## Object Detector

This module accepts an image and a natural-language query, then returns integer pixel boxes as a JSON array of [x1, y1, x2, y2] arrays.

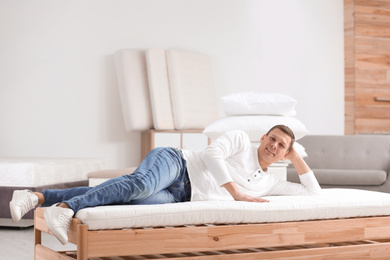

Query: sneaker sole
[[9, 190, 24, 223], [9, 201, 20, 223], [43, 209, 68, 245]]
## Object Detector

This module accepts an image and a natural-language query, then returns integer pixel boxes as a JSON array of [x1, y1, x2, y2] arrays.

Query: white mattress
[[146, 48, 175, 130], [166, 49, 219, 129], [0, 157, 109, 187], [114, 49, 153, 131], [76, 189, 390, 230]]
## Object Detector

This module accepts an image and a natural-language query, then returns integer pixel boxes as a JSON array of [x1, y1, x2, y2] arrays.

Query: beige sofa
[[288, 135, 390, 193]]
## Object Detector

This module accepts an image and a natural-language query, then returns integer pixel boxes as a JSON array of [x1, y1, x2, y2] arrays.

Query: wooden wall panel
[[355, 87, 390, 118], [344, 0, 356, 135], [355, 54, 390, 69], [344, 0, 390, 134], [356, 68, 389, 84], [355, 118, 390, 134]]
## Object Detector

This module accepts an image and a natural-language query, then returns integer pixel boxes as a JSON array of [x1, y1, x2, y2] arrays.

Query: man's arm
[[222, 181, 269, 203], [271, 146, 321, 196], [285, 146, 311, 175]]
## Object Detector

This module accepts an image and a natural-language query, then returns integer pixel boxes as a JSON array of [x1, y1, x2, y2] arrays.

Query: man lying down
[[10, 125, 321, 245]]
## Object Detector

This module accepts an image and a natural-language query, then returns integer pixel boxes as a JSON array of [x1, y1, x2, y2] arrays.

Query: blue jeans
[[42, 147, 191, 213]]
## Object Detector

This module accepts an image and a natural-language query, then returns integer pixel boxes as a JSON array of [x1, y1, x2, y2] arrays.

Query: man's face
[[259, 128, 292, 164]]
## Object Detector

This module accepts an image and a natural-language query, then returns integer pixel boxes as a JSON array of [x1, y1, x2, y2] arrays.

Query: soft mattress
[[0, 157, 109, 187], [76, 188, 390, 230], [114, 49, 153, 131]]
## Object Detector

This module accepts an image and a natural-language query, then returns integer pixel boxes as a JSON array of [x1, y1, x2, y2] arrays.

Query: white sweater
[[182, 130, 322, 201]]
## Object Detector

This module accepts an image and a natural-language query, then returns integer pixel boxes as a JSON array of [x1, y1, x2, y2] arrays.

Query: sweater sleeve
[[267, 171, 322, 196], [202, 131, 250, 187]]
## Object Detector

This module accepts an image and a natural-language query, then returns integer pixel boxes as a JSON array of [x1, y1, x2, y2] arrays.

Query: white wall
[[0, 0, 344, 168]]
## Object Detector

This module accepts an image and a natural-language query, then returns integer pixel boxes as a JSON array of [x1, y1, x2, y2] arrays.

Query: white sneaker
[[43, 204, 74, 245], [9, 190, 39, 223]]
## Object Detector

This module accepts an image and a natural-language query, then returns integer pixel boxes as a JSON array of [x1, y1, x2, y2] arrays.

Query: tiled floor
[[0, 226, 76, 260]]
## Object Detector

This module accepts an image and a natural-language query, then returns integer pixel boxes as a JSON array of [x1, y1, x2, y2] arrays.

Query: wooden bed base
[[34, 207, 390, 259]]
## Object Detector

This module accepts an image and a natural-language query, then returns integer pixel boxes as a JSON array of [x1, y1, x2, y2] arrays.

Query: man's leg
[[43, 147, 187, 244], [41, 187, 92, 207], [10, 186, 93, 223], [129, 189, 176, 205], [63, 147, 187, 213]]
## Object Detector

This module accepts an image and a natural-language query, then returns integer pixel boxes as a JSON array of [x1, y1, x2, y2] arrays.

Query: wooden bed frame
[[34, 207, 390, 260]]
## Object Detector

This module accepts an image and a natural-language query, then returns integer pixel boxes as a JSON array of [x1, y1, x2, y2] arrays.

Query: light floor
[[0, 226, 76, 260]]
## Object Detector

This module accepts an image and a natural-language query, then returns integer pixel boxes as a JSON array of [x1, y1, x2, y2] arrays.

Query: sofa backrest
[[297, 135, 390, 171]]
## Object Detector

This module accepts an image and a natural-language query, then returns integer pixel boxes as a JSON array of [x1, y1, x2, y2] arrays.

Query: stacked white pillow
[[221, 92, 297, 117], [203, 92, 309, 157]]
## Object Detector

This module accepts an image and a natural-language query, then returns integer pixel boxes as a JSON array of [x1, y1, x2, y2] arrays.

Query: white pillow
[[290, 142, 307, 158], [203, 116, 308, 141], [221, 92, 297, 116]]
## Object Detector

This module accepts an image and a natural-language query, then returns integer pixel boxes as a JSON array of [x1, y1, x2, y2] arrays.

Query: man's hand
[[222, 181, 269, 203], [284, 146, 299, 161], [233, 192, 269, 203], [284, 146, 311, 175]]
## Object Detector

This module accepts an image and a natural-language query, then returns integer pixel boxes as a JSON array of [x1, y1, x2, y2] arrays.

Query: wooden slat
[[344, 119, 355, 134], [34, 208, 42, 259], [35, 244, 75, 260], [356, 68, 389, 85], [355, 118, 390, 133], [355, 3, 390, 16], [77, 224, 89, 260], [356, 36, 390, 55], [344, 0, 356, 135], [355, 0, 390, 8], [36, 242, 390, 259], [356, 86, 390, 102], [249, 242, 390, 260], [355, 24, 390, 38], [345, 88, 356, 121], [356, 106, 390, 118], [365, 217, 390, 239], [355, 87, 390, 118], [84, 217, 390, 258], [355, 13, 390, 28], [355, 53, 390, 69]]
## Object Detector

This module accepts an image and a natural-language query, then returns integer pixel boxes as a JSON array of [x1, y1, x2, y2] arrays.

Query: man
[[10, 125, 321, 245]]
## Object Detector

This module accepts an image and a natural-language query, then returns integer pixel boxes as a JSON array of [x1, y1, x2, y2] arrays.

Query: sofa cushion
[[287, 169, 387, 186], [296, 135, 390, 172]]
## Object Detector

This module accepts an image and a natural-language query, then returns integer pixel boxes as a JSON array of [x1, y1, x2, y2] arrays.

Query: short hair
[[266, 125, 295, 151]]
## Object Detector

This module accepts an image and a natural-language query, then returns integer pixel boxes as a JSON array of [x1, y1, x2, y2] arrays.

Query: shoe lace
[[59, 211, 72, 232], [18, 196, 34, 216]]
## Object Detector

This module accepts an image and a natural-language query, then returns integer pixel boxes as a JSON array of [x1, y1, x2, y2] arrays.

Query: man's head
[[265, 125, 295, 151], [257, 125, 295, 168]]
